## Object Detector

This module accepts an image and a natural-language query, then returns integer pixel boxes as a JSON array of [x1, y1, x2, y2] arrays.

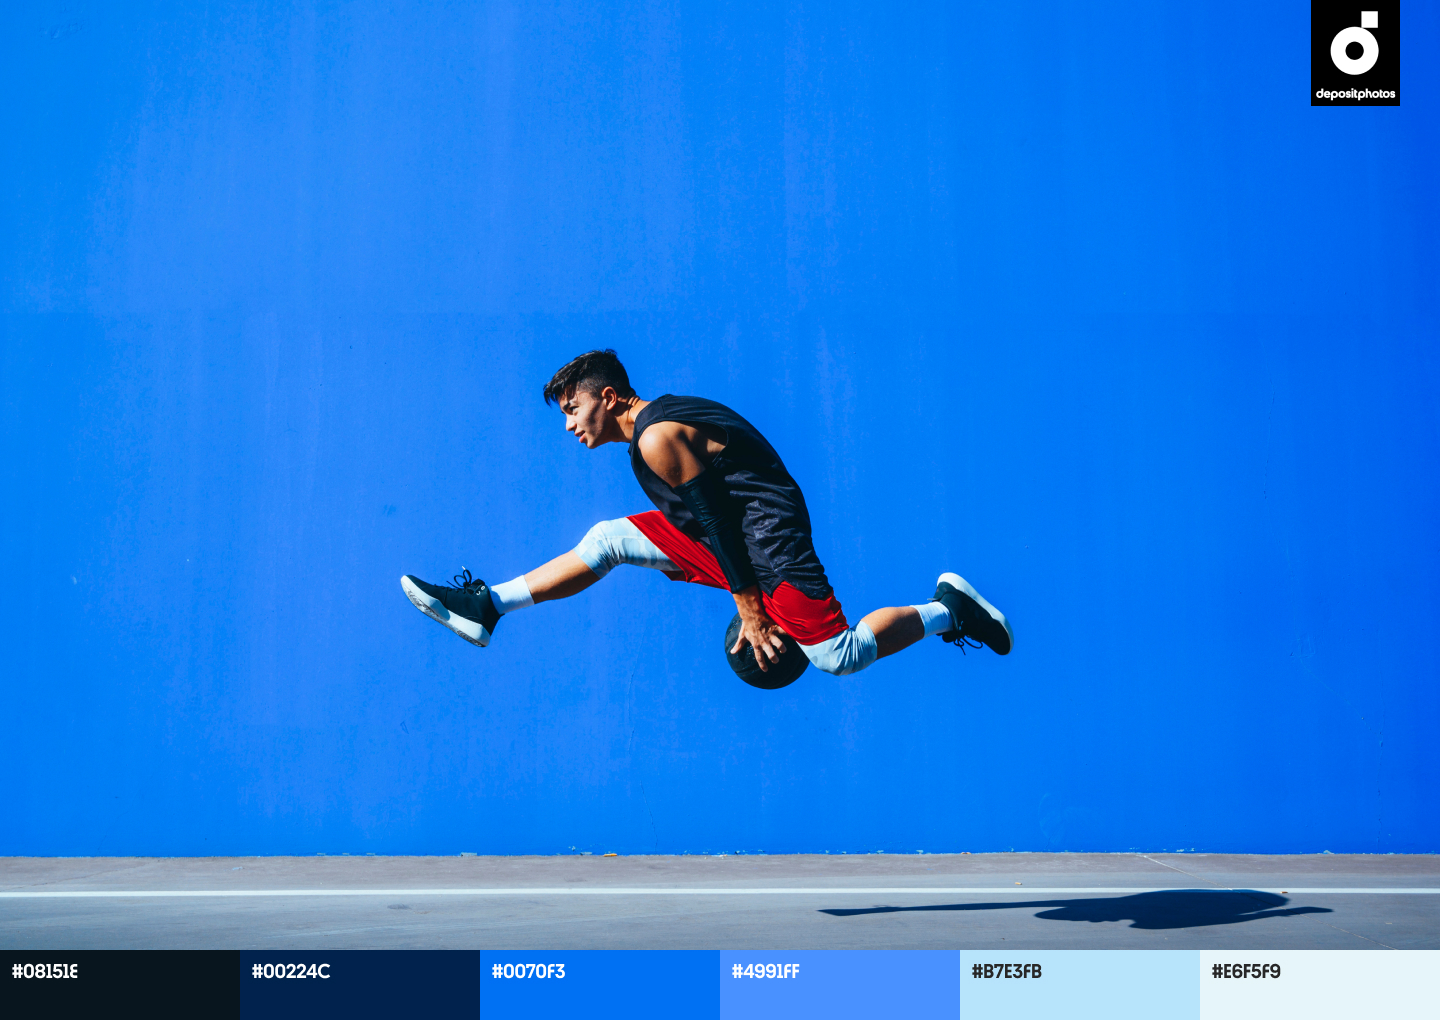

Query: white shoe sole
[[401, 575, 492, 647], [938, 572, 1014, 654]]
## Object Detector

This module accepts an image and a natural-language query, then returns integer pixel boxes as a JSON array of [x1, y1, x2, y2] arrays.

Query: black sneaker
[[930, 572, 1013, 655], [401, 569, 501, 647]]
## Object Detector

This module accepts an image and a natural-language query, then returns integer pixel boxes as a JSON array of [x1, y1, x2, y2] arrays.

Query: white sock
[[489, 576, 534, 614], [913, 601, 954, 637]]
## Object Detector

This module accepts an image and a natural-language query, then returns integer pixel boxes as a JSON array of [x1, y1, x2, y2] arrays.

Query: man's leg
[[519, 551, 600, 603], [795, 576, 1012, 675], [490, 517, 685, 613], [505, 535, 682, 606], [860, 575, 1013, 659], [402, 518, 681, 646], [858, 607, 926, 659]]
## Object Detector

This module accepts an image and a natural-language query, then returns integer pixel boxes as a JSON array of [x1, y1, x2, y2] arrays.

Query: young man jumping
[[401, 350, 1012, 676]]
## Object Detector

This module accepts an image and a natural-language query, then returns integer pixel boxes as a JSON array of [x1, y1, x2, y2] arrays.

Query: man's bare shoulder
[[637, 420, 687, 454], [638, 421, 718, 486]]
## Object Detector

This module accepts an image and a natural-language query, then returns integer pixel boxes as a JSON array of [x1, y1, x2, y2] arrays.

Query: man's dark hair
[[543, 349, 636, 406]]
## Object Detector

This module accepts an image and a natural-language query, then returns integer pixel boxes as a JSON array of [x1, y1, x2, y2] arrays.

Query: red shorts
[[627, 511, 849, 645]]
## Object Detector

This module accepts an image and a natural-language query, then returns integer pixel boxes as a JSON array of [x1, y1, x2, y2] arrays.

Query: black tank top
[[630, 395, 832, 600]]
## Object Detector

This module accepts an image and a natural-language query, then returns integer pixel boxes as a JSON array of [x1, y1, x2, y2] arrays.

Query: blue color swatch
[[480, 950, 717, 1019], [721, 950, 958, 1019]]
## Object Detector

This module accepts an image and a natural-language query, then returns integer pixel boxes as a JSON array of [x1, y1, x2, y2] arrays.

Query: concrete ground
[[2, 854, 1435, 950]]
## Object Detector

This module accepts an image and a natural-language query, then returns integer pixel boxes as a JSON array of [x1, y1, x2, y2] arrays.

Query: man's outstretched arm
[[637, 422, 789, 671]]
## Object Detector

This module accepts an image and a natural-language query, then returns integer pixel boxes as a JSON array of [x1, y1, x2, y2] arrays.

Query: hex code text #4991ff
[[732, 963, 801, 979]]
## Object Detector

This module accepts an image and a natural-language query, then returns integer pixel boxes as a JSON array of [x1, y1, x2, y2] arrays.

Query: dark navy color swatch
[[239, 951, 477, 1018]]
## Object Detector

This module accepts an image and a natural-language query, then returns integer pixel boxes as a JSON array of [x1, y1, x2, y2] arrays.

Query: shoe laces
[[940, 622, 983, 654], [451, 567, 486, 592]]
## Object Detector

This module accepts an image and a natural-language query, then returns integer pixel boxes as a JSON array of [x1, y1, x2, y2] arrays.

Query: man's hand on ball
[[730, 586, 788, 672]]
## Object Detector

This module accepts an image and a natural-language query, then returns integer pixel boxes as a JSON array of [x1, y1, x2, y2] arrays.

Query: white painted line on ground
[[0, 887, 1435, 898]]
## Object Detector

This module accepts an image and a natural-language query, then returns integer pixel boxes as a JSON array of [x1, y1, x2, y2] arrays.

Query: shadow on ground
[[819, 890, 1333, 930]]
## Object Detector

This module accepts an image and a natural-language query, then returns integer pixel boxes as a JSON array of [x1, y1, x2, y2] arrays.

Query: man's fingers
[[734, 631, 774, 670], [734, 621, 788, 672]]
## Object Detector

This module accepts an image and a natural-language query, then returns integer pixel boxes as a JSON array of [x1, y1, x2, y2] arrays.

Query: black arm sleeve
[[674, 470, 758, 593]]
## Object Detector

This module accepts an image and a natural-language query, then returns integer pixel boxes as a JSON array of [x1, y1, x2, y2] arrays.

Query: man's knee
[[801, 623, 878, 676], [574, 518, 679, 578], [574, 519, 631, 578]]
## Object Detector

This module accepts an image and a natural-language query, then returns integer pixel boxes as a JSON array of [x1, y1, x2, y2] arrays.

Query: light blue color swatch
[[960, 950, 1198, 1020]]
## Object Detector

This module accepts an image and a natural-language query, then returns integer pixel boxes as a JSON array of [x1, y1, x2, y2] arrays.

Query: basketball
[[724, 613, 809, 689]]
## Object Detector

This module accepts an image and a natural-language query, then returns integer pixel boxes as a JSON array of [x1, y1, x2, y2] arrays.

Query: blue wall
[[4, 1, 1437, 855]]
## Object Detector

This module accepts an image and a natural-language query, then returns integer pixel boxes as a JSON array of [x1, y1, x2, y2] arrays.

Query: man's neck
[[616, 396, 649, 444]]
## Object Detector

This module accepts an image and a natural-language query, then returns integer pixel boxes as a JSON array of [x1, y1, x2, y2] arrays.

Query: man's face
[[561, 386, 614, 449]]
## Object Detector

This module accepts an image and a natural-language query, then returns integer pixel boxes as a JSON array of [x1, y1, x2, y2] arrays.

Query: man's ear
[[600, 386, 619, 410]]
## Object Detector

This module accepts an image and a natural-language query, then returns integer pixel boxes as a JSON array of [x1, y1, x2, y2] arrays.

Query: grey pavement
[[1, 853, 1435, 950]]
